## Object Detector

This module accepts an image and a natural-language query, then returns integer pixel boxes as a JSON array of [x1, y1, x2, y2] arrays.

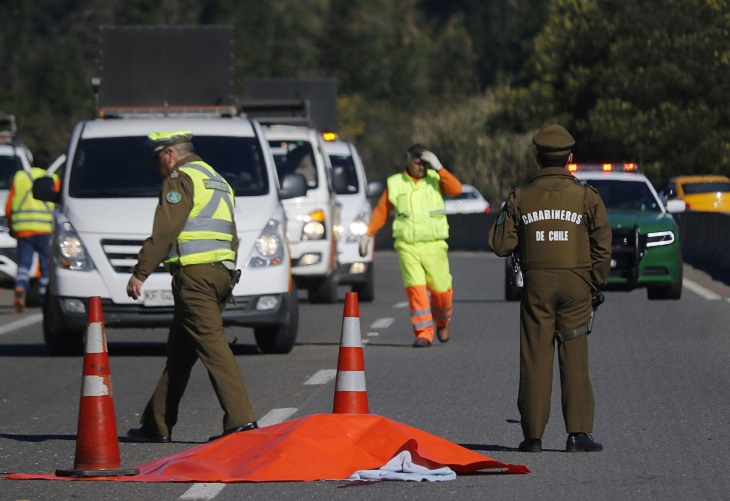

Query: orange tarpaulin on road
[[7, 414, 529, 482]]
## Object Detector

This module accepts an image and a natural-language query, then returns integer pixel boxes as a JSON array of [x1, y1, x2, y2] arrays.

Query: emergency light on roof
[[322, 131, 338, 142], [568, 163, 639, 173]]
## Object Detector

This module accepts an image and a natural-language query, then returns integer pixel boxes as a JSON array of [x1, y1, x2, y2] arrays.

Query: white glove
[[359, 235, 371, 257], [420, 150, 443, 171]]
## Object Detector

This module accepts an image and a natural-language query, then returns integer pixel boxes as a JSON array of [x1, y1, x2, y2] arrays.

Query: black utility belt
[[169, 262, 232, 274]]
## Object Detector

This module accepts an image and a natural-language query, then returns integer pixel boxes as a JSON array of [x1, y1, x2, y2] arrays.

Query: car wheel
[[254, 286, 299, 354], [352, 266, 375, 302], [647, 254, 683, 300], [43, 300, 84, 356], [505, 259, 521, 302], [308, 270, 339, 304]]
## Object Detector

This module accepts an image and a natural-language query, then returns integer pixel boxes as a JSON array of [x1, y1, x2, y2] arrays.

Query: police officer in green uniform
[[489, 124, 611, 453], [126, 131, 258, 443]]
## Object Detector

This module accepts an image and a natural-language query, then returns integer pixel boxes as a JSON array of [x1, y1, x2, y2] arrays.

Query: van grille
[[101, 239, 166, 274]]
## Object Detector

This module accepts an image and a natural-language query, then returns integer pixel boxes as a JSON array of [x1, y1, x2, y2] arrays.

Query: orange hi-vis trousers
[[395, 239, 453, 342]]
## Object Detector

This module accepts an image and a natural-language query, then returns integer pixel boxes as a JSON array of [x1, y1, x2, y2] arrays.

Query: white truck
[[33, 26, 306, 355]]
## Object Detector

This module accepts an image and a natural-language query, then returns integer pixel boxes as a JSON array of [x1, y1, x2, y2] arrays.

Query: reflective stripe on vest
[[387, 169, 448, 243], [10, 167, 56, 234], [517, 181, 591, 269], [164, 161, 236, 268]]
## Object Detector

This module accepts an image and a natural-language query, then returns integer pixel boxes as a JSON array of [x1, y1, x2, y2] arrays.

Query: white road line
[[361, 339, 370, 345], [303, 369, 337, 385], [683, 278, 722, 300], [0, 313, 42, 337], [179, 483, 226, 500], [366, 331, 379, 337], [394, 301, 409, 309], [370, 318, 394, 329], [258, 407, 298, 427]]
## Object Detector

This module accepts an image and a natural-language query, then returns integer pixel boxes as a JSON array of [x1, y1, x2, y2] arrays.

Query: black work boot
[[566, 433, 603, 452], [518, 438, 542, 452]]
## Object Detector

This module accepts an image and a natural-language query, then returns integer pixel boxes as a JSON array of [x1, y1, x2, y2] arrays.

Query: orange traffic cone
[[56, 297, 139, 477], [332, 292, 369, 414]]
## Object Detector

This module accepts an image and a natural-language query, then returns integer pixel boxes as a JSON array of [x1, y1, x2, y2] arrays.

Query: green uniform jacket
[[133, 154, 239, 281], [489, 167, 612, 287]]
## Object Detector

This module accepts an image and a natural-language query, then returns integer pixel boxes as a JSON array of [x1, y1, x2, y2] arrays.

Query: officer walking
[[488, 124, 611, 452], [360, 144, 462, 347], [5, 148, 57, 312], [126, 131, 258, 443]]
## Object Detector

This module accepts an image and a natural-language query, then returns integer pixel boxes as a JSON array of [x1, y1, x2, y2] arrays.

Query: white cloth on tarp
[[348, 450, 456, 482]]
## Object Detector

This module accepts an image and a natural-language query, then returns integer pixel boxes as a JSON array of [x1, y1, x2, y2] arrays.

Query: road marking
[[361, 339, 370, 345], [303, 369, 337, 385], [394, 301, 409, 308], [179, 483, 225, 500], [258, 407, 298, 427], [366, 331, 379, 337], [370, 318, 394, 329], [683, 278, 722, 300], [0, 313, 42, 337]]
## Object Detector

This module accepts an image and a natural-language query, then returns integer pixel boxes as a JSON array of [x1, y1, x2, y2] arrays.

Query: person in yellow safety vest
[[126, 131, 258, 443], [359, 144, 462, 347], [5, 148, 58, 313]]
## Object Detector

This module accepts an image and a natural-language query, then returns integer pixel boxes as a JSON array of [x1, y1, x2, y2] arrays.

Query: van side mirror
[[367, 180, 385, 200], [279, 172, 308, 200], [33, 177, 60, 204], [665, 199, 686, 214]]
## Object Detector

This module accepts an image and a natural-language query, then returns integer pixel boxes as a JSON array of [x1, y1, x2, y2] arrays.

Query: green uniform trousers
[[141, 264, 256, 436], [518, 268, 595, 439]]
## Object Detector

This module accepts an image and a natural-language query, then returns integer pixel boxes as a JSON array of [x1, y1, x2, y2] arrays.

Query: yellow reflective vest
[[164, 161, 237, 269], [9, 167, 56, 234], [387, 169, 449, 243]]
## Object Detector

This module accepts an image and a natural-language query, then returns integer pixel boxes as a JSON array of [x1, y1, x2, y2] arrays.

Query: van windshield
[[69, 136, 270, 198], [0, 155, 22, 190], [329, 154, 359, 195], [269, 140, 319, 189]]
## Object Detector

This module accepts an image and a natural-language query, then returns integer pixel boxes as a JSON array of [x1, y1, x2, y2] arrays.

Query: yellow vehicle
[[660, 175, 730, 211]]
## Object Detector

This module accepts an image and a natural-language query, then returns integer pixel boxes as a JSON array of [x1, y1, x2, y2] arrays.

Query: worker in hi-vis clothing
[[359, 144, 462, 347]]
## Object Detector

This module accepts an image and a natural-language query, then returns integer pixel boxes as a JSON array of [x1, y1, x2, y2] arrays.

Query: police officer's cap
[[532, 124, 575, 155], [148, 130, 193, 158]]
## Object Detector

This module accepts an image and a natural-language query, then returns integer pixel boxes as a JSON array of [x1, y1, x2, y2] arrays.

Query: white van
[[35, 116, 305, 355], [264, 125, 341, 303], [324, 138, 375, 301]]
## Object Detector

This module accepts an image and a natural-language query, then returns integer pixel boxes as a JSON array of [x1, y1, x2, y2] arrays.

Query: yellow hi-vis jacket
[[387, 169, 449, 243], [163, 161, 237, 270], [8, 167, 56, 235]]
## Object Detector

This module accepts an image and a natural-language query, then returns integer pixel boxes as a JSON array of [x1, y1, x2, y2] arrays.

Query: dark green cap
[[532, 124, 575, 155]]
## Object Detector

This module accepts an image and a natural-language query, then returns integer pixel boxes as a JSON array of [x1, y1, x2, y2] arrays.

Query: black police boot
[[518, 438, 542, 452], [127, 427, 171, 443], [566, 433, 603, 452], [208, 421, 259, 442]]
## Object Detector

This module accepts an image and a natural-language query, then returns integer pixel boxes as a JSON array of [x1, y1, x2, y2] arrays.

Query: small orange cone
[[333, 292, 369, 414], [56, 297, 139, 477]]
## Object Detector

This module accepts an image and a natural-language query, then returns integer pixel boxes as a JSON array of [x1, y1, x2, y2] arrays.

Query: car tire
[[254, 286, 299, 354], [352, 266, 375, 302], [43, 300, 84, 356], [505, 259, 521, 302], [647, 255, 683, 300], [308, 269, 339, 304]]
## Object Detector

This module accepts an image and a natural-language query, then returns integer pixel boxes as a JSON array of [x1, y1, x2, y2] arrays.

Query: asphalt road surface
[[1, 251, 728, 500]]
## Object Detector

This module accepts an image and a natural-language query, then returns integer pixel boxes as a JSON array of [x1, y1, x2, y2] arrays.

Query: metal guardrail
[[375, 211, 730, 271]]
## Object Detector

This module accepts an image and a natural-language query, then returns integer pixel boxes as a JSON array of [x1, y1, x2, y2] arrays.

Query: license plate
[[143, 289, 174, 307]]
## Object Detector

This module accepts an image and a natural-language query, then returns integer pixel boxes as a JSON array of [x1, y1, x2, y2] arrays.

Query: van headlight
[[302, 210, 326, 241], [346, 210, 370, 243], [646, 230, 675, 247], [248, 219, 284, 268], [56, 221, 95, 271]]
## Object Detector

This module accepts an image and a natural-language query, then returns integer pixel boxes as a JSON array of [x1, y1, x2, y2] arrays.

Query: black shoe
[[412, 337, 432, 348], [127, 427, 171, 443], [437, 325, 450, 343], [566, 433, 603, 452], [208, 421, 259, 442], [518, 438, 542, 452]]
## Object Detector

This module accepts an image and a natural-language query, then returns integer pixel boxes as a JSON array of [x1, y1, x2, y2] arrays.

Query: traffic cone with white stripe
[[56, 297, 138, 477], [333, 292, 369, 414]]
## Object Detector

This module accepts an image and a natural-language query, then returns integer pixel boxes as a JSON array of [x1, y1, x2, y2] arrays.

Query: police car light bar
[[568, 163, 639, 173]]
